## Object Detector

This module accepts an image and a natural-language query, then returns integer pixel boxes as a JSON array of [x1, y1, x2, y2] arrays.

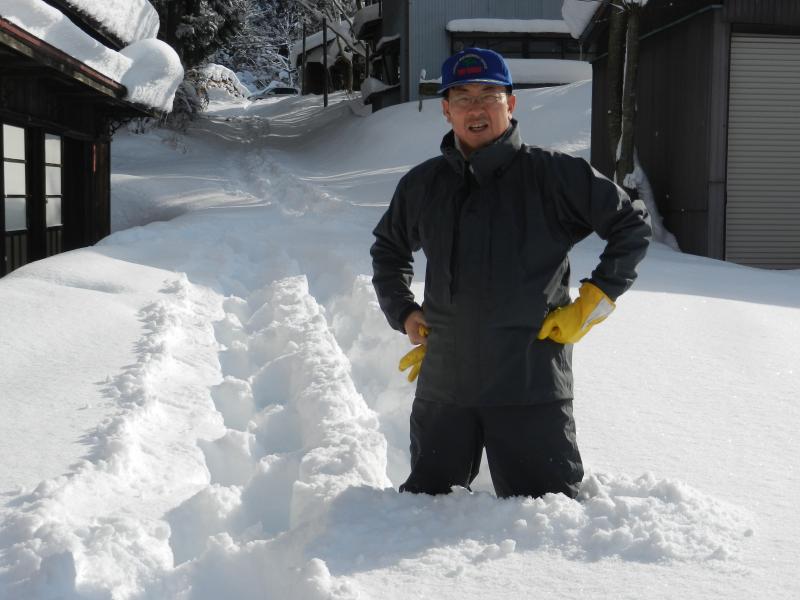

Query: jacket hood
[[440, 118, 523, 185]]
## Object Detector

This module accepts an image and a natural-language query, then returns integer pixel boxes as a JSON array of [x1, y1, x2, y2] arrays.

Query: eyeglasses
[[447, 93, 507, 109]]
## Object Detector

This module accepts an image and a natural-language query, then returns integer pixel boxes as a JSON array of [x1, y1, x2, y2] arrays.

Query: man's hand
[[400, 310, 429, 382], [537, 282, 615, 344], [404, 310, 429, 346]]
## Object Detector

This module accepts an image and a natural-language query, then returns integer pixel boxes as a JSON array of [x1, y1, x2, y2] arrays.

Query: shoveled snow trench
[[1, 91, 780, 599]]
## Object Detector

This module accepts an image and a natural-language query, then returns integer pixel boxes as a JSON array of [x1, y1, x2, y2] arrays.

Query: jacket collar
[[441, 118, 523, 185]]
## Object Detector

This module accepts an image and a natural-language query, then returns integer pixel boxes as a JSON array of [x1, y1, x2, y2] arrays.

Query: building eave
[[0, 18, 156, 119], [579, 0, 612, 46]]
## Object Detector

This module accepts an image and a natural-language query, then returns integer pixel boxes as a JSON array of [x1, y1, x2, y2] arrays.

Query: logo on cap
[[454, 54, 487, 77]]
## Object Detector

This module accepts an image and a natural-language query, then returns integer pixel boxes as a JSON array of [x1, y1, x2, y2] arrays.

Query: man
[[370, 48, 651, 499]]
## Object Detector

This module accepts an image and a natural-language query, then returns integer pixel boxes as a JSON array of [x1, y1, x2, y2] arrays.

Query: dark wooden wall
[[591, 7, 718, 257], [0, 70, 112, 276], [637, 8, 718, 257]]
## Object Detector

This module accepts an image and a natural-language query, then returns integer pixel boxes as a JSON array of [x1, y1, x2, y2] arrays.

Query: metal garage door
[[726, 33, 800, 269]]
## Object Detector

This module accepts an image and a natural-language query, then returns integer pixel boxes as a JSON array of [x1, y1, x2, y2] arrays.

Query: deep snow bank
[[2, 81, 797, 599]]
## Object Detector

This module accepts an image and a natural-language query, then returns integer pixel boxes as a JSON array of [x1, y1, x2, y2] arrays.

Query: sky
[[1, 80, 798, 600]]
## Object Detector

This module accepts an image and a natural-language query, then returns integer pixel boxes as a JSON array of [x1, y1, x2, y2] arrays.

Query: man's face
[[442, 84, 516, 156]]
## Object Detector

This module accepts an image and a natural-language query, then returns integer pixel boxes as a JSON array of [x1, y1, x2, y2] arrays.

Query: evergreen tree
[[150, 0, 247, 68]]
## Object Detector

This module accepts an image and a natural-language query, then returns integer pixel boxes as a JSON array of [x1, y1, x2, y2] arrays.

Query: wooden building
[[0, 7, 152, 278], [584, 0, 800, 269], [292, 21, 361, 96]]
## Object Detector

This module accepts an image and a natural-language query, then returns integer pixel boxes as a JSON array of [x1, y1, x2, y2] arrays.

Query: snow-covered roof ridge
[[360, 76, 398, 102], [289, 20, 354, 65], [561, 0, 603, 39], [352, 2, 381, 38], [60, 0, 160, 46], [375, 34, 400, 52], [0, 0, 181, 111], [506, 58, 591, 85], [447, 18, 571, 34]]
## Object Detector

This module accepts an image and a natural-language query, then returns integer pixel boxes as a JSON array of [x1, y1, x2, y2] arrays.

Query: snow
[[200, 63, 251, 99], [289, 21, 355, 67], [562, 0, 603, 39], [446, 18, 571, 34], [1, 80, 799, 599], [0, 0, 182, 111], [360, 76, 398, 102], [375, 34, 400, 52], [626, 151, 680, 250], [63, 0, 160, 45], [119, 39, 184, 111], [352, 3, 381, 39], [507, 58, 591, 85]]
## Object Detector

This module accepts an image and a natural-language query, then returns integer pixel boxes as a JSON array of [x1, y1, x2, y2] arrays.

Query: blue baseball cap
[[438, 47, 513, 95]]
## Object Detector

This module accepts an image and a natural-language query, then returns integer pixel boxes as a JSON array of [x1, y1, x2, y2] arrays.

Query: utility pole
[[322, 17, 329, 107], [301, 22, 307, 95]]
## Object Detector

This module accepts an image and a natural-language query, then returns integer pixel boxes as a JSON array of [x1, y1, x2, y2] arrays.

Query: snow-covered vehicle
[[249, 84, 299, 100]]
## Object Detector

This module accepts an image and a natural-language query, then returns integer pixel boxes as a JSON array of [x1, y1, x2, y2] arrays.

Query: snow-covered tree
[[293, 0, 360, 28], [213, 0, 304, 89], [605, 0, 646, 190], [151, 0, 247, 68]]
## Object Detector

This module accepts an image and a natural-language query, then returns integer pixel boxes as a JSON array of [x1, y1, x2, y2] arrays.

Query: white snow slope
[[1, 83, 799, 600]]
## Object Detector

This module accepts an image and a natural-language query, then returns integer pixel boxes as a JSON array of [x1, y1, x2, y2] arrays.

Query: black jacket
[[371, 120, 651, 405]]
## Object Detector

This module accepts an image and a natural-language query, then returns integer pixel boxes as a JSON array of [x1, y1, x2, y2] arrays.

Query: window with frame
[[3, 123, 27, 232], [451, 34, 583, 60], [44, 133, 62, 228]]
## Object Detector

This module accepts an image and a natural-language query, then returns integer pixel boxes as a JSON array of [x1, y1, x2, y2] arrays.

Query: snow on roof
[[119, 39, 184, 111], [561, 0, 603, 40], [352, 3, 380, 39], [290, 21, 354, 65], [0, 0, 182, 112], [359, 76, 398, 102], [446, 18, 571, 34], [375, 34, 400, 52], [200, 63, 250, 98], [63, 0, 160, 45], [506, 58, 591, 85]]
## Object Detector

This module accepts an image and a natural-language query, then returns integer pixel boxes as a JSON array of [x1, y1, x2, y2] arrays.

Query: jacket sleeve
[[548, 153, 652, 300], [370, 175, 423, 333]]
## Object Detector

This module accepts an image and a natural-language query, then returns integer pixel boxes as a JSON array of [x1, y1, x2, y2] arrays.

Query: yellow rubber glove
[[537, 282, 615, 344], [399, 325, 429, 382]]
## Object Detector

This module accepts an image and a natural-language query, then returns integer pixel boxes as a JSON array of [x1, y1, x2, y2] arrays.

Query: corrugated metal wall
[[725, 33, 800, 268], [405, 0, 562, 101]]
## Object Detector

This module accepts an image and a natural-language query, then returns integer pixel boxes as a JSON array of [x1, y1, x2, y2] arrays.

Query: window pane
[[46, 165, 62, 195], [3, 161, 26, 195], [2, 124, 25, 160], [46, 196, 62, 227], [528, 40, 561, 55], [4, 197, 27, 231], [45, 134, 62, 164], [490, 40, 523, 58]]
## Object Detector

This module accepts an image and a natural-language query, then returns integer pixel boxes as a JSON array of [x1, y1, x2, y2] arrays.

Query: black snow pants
[[399, 398, 583, 499]]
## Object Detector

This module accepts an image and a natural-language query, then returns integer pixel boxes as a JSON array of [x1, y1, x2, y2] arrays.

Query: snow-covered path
[[1, 86, 799, 599]]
